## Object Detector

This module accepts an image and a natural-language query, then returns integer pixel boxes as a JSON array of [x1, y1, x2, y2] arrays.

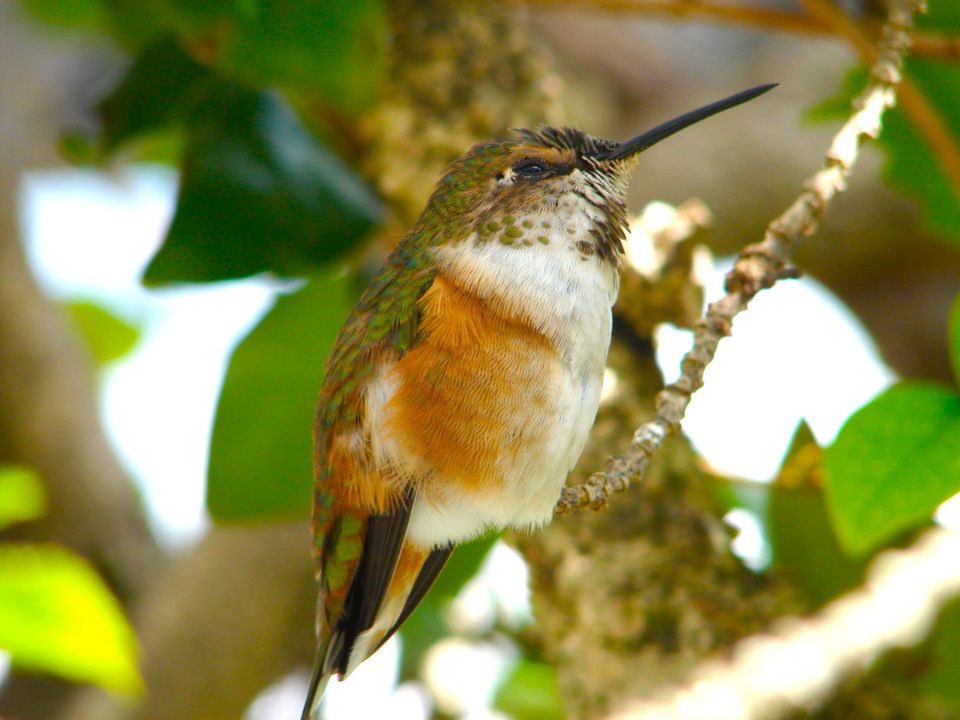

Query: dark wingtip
[[301, 639, 334, 720]]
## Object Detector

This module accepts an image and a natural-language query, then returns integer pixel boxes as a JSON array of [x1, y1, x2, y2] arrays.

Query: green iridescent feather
[[312, 141, 517, 616]]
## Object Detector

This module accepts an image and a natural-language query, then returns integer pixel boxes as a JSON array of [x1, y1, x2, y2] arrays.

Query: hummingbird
[[302, 83, 775, 719]]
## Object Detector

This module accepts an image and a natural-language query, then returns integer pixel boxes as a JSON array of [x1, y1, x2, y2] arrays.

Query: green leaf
[[157, 0, 233, 32], [99, 0, 172, 47], [89, 1, 387, 112], [19, 0, 107, 31], [880, 58, 960, 243], [63, 300, 139, 366], [768, 485, 867, 605], [494, 660, 564, 720], [918, 0, 960, 31], [810, 5, 960, 246], [758, 422, 867, 604], [399, 533, 499, 679], [216, 0, 388, 113], [806, 67, 867, 124], [710, 423, 867, 604], [0, 467, 46, 530], [206, 274, 357, 520], [97, 37, 216, 153], [429, 533, 499, 602], [918, 598, 960, 703], [949, 290, 960, 388], [397, 604, 444, 681], [0, 545, 142, 694], [824, 382, 960, 556], [143, 86, 383, 285]]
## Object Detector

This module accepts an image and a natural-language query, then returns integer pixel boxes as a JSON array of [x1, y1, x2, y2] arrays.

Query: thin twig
[[555, 0, 924, 514], [607, 526, 960, 720], [518, 0, 955, 63], [913, 30, 960, 60]]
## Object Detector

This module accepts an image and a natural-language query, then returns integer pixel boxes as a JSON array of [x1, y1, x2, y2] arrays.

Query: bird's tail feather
[[300, 638, 334, 720]]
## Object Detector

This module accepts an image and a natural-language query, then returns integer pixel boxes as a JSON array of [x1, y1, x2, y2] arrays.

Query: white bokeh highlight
[[656, 261, 896, 481], [21, 167, 274, 547]]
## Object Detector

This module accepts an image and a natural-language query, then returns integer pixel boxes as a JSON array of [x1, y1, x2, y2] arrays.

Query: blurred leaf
[[429, 533, 499, 602], [98, 37, 216, 153], [768, 486, 867, 605], [950, 290, 960, 387], [917, 0, 960, 31], [90, 0, 387, 112], [158, 0, 233, 31], [880, 58, 960, 243], [494, 659, 564, 720], [63, 300, 139, 366], [19, 0, 106, 30], [58, 132, 103, 165], [0, 545, 142, 694], [824, 382, 960, 556], [397, 604, 444, 681], [207, 274, 357, 521], [217, 0, 388, 113], [722, 478, 769, 519], [706, 473, 742, 518], [0, 467, 45, 530], [143, 86, 383, 285], [709, 423, 867, 604], [806, 67, 866, 124], [918, 598, 960, 703], [811, 49, 960, 245], [399, 533, 499, 679], [764, 422, 867, 604], [99, 0, 171, 47], [770, 420, 820, 489]]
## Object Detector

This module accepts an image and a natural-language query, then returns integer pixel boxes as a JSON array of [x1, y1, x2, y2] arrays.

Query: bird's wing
[[374, 544, 454, 654], [325, 490, 415, 673], [303, 247, 438, 719]]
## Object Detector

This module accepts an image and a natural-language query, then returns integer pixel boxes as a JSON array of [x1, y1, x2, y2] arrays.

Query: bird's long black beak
[[598, 83, 777, 162]]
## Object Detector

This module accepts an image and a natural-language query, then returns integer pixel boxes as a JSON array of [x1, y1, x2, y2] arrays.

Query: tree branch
[[556, 0, 925, 514]]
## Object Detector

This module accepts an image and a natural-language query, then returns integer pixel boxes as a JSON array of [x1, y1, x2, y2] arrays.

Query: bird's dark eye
[[513, 158, 550, 178]]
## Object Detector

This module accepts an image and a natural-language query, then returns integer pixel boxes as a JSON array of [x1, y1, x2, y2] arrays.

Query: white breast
[[398, 194, 620, 548]]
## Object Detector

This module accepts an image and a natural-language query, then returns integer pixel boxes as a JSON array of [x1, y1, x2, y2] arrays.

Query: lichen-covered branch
[[556, 0, 925, 515], [606, 527, 960, 720]]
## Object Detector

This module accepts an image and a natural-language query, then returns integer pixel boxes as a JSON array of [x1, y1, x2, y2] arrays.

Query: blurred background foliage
[[1, 0, 960, 718]]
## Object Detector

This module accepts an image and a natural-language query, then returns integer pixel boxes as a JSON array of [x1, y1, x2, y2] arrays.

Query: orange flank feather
[[325, 431, 398, 513], [383, 275, 562, 493]]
